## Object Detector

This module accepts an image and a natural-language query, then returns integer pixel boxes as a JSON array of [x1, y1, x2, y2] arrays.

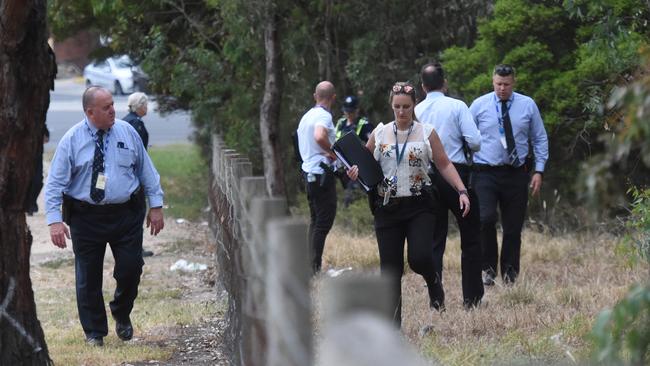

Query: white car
[[83, 55, 147, 95]]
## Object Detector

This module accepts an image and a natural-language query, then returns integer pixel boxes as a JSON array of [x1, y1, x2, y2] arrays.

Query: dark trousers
[[25, 157, 43, 213], [306, 172, 337, 273], [70, 205, 145, 338], [473, 166, 529, 282], [374, 197, 438, 326], [431, 164, 484, 307]]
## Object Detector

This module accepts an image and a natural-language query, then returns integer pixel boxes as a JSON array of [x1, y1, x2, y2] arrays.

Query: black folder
[[332, 132, 383, 191]]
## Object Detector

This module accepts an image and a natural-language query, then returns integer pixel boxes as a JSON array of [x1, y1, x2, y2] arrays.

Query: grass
[[147, 144, 209, 221], [39, 256, 75, 269], [314, 214, 645, 365], [32, 220, 222, 365]]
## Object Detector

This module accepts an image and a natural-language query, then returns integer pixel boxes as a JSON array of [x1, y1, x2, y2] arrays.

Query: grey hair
[[127, 92, 148, 112]]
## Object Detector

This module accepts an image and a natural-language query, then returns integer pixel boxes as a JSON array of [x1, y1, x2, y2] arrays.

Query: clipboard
[[332, 131, 383, 191]]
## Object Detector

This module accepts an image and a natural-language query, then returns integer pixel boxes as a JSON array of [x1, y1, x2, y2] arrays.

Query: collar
[[493, 92, 515, 104], [314, 104, 331, 113], [84, 117, 111, 136], [426, 91, 445, 100]]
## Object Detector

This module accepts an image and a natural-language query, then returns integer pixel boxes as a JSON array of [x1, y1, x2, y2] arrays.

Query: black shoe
[[427, 282, 445, 312], [482, 270, 496, 286], [142, 249, 154, 257], [463, 296, 483, 310], [503, 269, 517, 285], [85, 336, 104, 347], [115, 317, 133, 341]]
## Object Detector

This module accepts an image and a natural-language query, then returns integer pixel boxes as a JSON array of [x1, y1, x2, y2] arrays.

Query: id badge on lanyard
[[96, 174, 107, 190], [496, 102, 508, 150]]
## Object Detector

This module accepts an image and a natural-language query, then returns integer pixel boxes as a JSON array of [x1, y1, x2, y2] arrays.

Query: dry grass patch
[[317, 225, 643, 365], [32, 223, 223, 365], [322, 228, 379, 269]]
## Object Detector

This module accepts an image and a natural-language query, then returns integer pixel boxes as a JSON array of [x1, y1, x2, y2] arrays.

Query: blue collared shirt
[[45, 118, 164, 224], [469, 91, 548, 171], [415, 91, 481, 164]]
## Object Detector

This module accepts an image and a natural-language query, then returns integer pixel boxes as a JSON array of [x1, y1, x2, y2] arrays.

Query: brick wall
[[51, 30, 99, 70]]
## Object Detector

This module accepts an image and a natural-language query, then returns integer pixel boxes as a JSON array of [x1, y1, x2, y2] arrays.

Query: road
[[45, 78, 193, 152]]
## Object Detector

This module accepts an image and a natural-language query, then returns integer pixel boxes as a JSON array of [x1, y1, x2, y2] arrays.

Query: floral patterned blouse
[[373, 121, 434, 199]]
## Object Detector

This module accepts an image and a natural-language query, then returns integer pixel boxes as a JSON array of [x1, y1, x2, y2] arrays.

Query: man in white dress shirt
[[296, 81, 338, 273]]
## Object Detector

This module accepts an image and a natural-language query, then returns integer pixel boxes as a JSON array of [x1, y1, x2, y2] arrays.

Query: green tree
[[440, 0, 649, 214], [49, 0, 493, 201]]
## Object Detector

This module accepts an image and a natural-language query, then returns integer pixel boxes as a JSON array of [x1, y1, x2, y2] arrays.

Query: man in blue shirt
[[415, 62, 484, 309], [469, 65, 548, 286], [45, 86, 165, 347]]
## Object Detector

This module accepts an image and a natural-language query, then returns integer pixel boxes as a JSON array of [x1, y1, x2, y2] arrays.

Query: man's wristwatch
[[534, 171, 544, 177], [458, 189, 468, 197]]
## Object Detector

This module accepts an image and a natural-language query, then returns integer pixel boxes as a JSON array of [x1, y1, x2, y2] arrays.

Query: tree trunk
[[259, 8, 286, 196], [0, 0, 55, 364]]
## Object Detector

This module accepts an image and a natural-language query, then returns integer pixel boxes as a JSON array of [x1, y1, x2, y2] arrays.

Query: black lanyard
[[393, 122, 414, 166]]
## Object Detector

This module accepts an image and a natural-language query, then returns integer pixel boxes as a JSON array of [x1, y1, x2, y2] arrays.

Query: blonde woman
[[347, 81, 470, 325]]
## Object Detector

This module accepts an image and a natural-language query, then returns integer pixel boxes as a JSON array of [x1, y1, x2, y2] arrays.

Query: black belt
[[68, 187, 141, 214], [473, 163, 524, 172], [70, 198, 133, 214], [384, 195, 423, 203]]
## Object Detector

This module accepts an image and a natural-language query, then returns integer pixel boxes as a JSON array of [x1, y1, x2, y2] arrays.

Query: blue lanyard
[[495, 98, 512, 137], [495, 97, 512, 128], [393, 122, 414, 166], [85, 120, 109, 155]]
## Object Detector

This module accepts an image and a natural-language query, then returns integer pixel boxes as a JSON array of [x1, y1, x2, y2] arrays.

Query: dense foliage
[[591, 187, 650, 365], [48, 0, 492, 182], [48, 0, 650, 209], [441, 0, 650, 212]]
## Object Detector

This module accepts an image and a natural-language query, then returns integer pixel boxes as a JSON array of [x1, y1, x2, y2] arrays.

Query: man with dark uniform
[[335, 95, 373, 142], [335, 95, 374, 206]]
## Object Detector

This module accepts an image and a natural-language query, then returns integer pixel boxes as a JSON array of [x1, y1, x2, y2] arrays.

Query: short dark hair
[[494, 64, 516, 77], [420, 62, 445, 91]]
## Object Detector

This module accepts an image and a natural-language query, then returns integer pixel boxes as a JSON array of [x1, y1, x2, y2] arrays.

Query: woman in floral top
[[347, 81, 470, 326]]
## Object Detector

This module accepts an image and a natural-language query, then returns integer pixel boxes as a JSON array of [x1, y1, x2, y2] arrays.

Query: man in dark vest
[[335, 95, 374, 206]]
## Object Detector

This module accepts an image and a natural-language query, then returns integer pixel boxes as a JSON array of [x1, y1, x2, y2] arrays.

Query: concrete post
[[244, 197, 289, 366], [320, 275, 395, 326], [266, 218, 311, 366], [238, 177, 268, 243]]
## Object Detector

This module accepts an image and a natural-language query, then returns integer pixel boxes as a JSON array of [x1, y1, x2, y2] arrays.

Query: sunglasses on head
[[392, 84, 414, 94], [494, 64, 515, 76]]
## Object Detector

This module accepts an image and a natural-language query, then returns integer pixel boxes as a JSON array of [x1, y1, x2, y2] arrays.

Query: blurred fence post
[[320, 275, 395, 325], [245, 197, 288, 366], [210, 133, 409, 366], [318, 275, 427, 366], [266, 218, 311, 366]]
